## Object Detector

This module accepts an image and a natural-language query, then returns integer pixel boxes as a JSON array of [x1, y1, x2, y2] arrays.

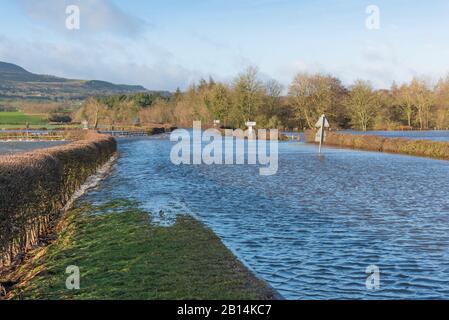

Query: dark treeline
[[75, 67, 449, 131]]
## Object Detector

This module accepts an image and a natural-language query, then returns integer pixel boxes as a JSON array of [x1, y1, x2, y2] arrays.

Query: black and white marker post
[[315, 114, 330, 154]]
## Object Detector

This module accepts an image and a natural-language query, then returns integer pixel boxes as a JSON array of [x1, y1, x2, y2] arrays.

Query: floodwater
[[81, 132, 449, 300], [342, 130, 449, 142], [0, 141, 68, 155]]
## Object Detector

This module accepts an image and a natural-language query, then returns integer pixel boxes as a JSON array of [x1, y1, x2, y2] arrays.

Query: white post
[[315, 114, 329, 154], [319, 116, 325, 154], [246, 121, 256, 139]]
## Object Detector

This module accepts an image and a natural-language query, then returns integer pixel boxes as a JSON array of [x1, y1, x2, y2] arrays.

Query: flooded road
[[0, 141, 68, 155], [81, 134, 449, 299]]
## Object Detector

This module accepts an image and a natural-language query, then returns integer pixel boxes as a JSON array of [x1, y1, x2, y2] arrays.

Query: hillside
[[0, 62, 67, 83], [0, 61, 164, 100]]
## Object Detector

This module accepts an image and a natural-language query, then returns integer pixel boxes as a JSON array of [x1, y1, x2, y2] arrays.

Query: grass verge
[[6, 200, 275, 300], [0, 112, 47, 126]]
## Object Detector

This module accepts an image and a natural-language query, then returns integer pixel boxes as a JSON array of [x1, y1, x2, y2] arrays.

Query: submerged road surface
[[81, 133, 449, 299]]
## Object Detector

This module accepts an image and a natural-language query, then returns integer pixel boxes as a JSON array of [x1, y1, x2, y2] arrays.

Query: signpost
[[25, 122, 30, 141], [246, 121, 256, 138], [315, 114, 330, 154]]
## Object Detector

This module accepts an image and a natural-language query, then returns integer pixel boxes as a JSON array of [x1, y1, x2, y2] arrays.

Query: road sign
[[315, 114, 330, 128]]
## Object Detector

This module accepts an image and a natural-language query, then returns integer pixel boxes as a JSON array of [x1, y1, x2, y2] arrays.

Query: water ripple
[[83, 136, 449, 300]]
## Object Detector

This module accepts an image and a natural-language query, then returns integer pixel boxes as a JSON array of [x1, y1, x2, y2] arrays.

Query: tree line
[[74, 67, 449, 131]]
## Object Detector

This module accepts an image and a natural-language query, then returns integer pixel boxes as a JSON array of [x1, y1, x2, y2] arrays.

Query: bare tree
[[74, 98, 109, 128], [288, 73, 345, 129], [233, 66, 264, 126], [396, 83, 416, 128], [434, 75, 449, 129], [346, 80, 380, 131], [412, 78, 434, 130]]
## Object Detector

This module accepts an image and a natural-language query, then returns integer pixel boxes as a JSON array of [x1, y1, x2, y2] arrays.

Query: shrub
[[358, 135, 385, 152], [48, 114, 72, 123]]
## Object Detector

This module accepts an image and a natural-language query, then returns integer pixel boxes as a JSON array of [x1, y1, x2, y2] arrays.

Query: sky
[[1, 0, 449, 91]]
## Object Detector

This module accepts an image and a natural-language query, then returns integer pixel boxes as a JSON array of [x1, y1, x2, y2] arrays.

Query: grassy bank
[[305, 130, 449, 161], [7, 201, 275, 300]]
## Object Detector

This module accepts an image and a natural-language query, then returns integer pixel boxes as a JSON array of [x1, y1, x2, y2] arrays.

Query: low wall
[[304, 130, 449, 160], [0, 131, 117, 268]]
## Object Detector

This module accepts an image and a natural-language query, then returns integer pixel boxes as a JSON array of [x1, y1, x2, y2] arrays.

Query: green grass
[[12, 200, 273, 300], [0, 112, 47, 126]]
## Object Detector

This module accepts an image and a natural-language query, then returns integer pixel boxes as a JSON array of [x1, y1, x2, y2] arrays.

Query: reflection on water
[[0, 141, 68, 155], [83, 135, 449, 299]]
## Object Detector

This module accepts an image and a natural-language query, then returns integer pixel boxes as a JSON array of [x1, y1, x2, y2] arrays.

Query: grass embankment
[[9, 201, 274, 300], [305, 130, 449, 161]]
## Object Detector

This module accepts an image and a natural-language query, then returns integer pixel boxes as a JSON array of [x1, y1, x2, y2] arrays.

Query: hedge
[[0, 130, 87, 141], [304, 130, 449, 160], [0, 131, 117, 268]]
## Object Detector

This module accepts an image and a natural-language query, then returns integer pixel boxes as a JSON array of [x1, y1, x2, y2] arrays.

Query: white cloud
[[0, 1, 206, 91], [17, 0, 149, 36], [0, 34, 202, 91]]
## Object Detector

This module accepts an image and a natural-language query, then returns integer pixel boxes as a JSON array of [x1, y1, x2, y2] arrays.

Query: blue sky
[[1, 0, 449, 91]]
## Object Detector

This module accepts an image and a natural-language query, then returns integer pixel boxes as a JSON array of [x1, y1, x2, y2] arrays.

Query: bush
[[48, 114, 72, 123], [0, 132, 116, 268]]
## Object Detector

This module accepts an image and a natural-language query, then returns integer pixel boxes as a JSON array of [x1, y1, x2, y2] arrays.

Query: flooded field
[[80, 134, 449, 299], [342, 130, 449, 142], [0, 141, 68, 155]]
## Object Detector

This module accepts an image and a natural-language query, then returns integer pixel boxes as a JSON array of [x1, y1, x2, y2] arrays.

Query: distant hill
[[0, 61, 66, 83], [0, 61, 30, 74], [0, 61, 168, 100]]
